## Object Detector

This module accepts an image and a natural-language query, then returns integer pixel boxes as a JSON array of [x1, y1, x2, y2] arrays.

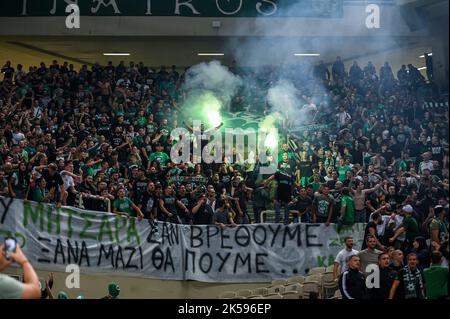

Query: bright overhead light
[[197, 53, 225, 56], [294, 53, 320, 57], [103, 53, 130, 56], [418, 67, 427, 70], [419, 53, 432, 58]]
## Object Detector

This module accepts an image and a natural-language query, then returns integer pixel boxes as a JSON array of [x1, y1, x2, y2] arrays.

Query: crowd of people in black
[[0, 57, 448, 298]]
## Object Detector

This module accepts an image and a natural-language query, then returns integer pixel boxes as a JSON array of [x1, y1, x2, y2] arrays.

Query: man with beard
[[265, 158, 295, 225], [358, 235, 383, 276], [191, 194, 214, 225], [139, 181, 157, 220], [176, 184, 194, 224], [289, 187, 312, 223], [132, 167, 148, 203], [159, 185, 189, 224], [312, 185, 335, 225], [361, 213, 386, 250], [389, 253, 426, 299], [334, 236, 359, 280]]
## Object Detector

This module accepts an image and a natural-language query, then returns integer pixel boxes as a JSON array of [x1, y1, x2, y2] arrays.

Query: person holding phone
[[0, 238, 41, 299]]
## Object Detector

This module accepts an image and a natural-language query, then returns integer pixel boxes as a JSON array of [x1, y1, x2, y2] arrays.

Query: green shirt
[[113, 197, 135, 217], [341, 195, 355, 224], [33, 187, 46, 202], [337, 166, 351, 182], [148, 152, 170, 167], [80, 163, 94, 177], [403, 216, 420, 242], [423, 266, 449, 299], [137, 116, 147, 127], [309, 181, 321, 193], [0, 274, 24, 299]]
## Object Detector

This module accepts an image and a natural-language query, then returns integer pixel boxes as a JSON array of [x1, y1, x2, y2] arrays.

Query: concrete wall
[[4, 266, 269, 299], [0, 6, 425, 37]]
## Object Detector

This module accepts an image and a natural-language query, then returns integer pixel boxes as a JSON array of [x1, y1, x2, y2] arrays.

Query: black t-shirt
[[111, 134, 123, 148], [177, 194, 192, 216], [385, 194, 400, 212], [140, 191, 156, 219], [235, 190, 249, 214], [161, 195, 178, 215], [75, 129, 90, 145], [381, 150, 394, 164], [193, 204, 214, 225], [362, 221, 378, 250], [133, 178, 148, 202], [430, 144, 443, 162], [219, 173, 233, 193], [278, 160, 295, 176], [294, 195, 313, 213], [408, 141, 421, 158], [275, 171, 293, 203], [2, 66, 14, 79], [298, 159, 313, 178], [42, 169, 64, 190]]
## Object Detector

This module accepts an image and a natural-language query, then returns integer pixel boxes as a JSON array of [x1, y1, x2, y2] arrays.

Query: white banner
[[0, 197, 365, 283]]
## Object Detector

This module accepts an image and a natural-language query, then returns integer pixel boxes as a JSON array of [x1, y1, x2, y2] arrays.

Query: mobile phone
[[4, 237, 17, 260]]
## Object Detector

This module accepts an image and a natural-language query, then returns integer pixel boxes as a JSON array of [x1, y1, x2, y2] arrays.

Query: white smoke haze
[[183, 60, 242, 105], [226, 1, 416, 134]]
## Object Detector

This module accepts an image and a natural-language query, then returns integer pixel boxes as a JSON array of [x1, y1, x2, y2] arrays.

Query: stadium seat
[[218, 291, 236, 299], [321, 272, 338, 299], [302, 282, 320, 299], [252, 287, 269, 296], [331, 290, 342, 299], [264, 293, 283, 299], [326, 265, 335, 273], [281, 291, 303, 299], [285, 283, 303, 294], [236, 289, 253, 297], [287, 276, 305, 285], [248, 295, 264, 299], [305, 274, 321, 284], [270, 279, 288, 286], [267, 285, 285, 294], [308, 267, 326, 275]]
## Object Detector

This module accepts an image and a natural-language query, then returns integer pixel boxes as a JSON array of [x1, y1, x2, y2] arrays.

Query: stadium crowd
[[0, 57, 448, 298]]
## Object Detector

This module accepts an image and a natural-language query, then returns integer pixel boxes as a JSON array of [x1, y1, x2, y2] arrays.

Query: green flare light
[[182, 91, 223, 128], [259, 113, 282, 150]]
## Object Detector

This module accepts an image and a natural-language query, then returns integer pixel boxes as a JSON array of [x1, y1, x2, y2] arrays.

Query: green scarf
[[402, 266, 425, 299]]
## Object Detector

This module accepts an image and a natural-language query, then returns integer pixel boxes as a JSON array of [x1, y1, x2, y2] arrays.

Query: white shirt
[[388, 214, 406, 242], [60, 172, 75, 191], [369, 212, 390, 237], [207, 199, 217, 211], [335, 248, 359, 273]]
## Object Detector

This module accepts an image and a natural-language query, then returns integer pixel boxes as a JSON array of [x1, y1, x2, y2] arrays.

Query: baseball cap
[[402, 205, 413, 213]]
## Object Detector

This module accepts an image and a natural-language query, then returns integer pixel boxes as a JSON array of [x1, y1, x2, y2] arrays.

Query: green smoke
[[181, 91, 223, 128], [259, 113, 282, 150]]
